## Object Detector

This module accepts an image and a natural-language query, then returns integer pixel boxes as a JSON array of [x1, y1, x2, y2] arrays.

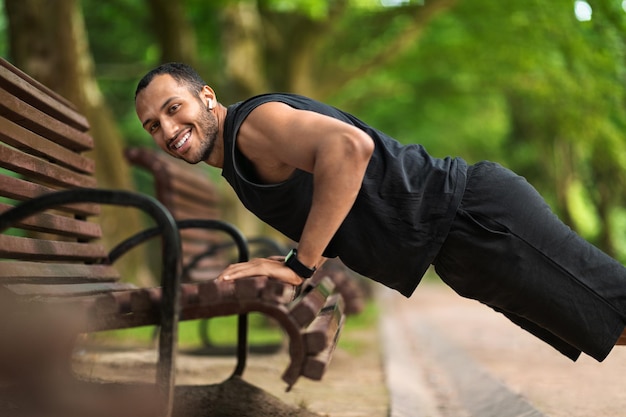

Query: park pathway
[[379, 277, 626, 417]]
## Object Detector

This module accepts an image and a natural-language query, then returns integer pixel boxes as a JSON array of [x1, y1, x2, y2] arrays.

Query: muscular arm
[[218, 101, 374, 285]]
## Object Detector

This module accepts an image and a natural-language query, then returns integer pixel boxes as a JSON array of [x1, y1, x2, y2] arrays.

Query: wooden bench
[[124, 146, 367, 316], [0, 58, 346, 416]]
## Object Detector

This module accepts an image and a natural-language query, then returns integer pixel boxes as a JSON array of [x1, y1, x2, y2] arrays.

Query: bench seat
[[0, 58, 346, 416]]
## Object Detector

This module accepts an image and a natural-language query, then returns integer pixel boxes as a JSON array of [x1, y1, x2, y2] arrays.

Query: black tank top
[[222, 93, 467, 297]]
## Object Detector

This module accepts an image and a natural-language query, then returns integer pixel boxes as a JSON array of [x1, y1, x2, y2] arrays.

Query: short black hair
[[135, 62, 206, 99]]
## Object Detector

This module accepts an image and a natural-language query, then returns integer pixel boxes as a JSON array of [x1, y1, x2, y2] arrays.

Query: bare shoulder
[[236, 100, 373, 182], [235, 102, 306, 183], [236, 102, 328, 173], [240, 101, 370, 150], [241, 101, 319, 134]]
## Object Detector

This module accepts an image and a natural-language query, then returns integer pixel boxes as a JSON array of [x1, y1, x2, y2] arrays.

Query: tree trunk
[[146, 0, 198, 66], [4, 0, 153, 285]]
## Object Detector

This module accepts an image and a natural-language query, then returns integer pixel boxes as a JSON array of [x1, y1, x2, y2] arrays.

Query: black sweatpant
[[433, 161, 626, 361]]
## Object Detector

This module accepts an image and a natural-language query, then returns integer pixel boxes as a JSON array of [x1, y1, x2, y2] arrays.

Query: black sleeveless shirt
[[222, 93, 467, 297]]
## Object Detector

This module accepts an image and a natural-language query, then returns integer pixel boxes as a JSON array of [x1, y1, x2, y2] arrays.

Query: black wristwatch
[[284, 248, 316, 278]]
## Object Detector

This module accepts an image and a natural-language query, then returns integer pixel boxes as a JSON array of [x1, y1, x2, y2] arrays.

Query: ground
[[69, 326, 389, 417], [385, 279, 626, 417]]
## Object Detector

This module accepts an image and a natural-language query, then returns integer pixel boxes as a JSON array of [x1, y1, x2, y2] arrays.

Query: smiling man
[[135, 62, 626, 364]]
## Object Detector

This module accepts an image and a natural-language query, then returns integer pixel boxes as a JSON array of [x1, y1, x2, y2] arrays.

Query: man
[[135, 62, 626, 364]]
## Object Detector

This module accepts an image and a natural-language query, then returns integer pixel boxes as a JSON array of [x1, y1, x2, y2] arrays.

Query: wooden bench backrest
[[125, 147, 228, 278], [0, 58, 120, 295]]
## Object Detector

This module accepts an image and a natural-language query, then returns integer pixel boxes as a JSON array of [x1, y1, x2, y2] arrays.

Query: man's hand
[[218, 256, 304, 286]]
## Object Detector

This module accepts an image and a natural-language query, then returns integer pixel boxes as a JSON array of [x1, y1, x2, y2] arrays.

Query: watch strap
[[284, 248, 316, 278]]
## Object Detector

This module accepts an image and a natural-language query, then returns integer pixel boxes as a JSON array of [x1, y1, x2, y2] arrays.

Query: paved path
[[379, 278, 626, 417]]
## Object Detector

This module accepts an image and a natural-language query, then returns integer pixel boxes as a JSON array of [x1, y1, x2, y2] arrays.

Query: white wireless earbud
[[207, 99, 213, 109]]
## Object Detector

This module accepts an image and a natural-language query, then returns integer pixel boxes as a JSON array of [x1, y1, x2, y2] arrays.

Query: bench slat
[[125, 147, 219, 210], [303, 293, 344, 355], [175, 221, 221, 239], [261, 279, 299, 304], [302, 314, 345, 381], [167, 194, 220, 220], [0, 235, 108, 261], [0, 203, 101, 239], [167, 176, 219, 208], [0, 116, 94, 174], [4, 282, 135, 297], [289, 277, 336, 327], [0, 176, 99, 217], [0, 59, 89, 131], [0, 261, 120, 283], [0, 87, 92, 152], [0, 143, 96, 189], [129, 148, 218, 196], [179, 241, 226, 263]]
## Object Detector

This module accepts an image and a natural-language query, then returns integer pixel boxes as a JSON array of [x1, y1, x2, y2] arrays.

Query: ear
[[200, 85, 217, 108]]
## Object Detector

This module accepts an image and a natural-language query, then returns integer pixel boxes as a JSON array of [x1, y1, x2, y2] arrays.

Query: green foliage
[[337, 300, 380, 354], [3, 0, 626, 257], [332, 0, 626, 249], [262, 0, 330, 19], [0, 1, 6, 57], [82, 0, 156, 147], [88, 314, 283, 349]]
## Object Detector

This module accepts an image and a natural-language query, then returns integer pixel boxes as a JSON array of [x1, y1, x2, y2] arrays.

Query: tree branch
[[318, 0, 458, 99]]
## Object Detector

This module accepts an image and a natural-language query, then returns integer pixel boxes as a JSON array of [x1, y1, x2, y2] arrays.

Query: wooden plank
[[180, 228, 223, 243], [0, 116, 95, 174], [197, 279, 236, 304], [0, 59, 88, 131], [94, 291, 132, 315], [125, 147, 219, 209], [303, 293, 344, 354], [261, 279, 298, 304], [301, 314, 345, 381], [0, 235, 108, 261], [0, 143, 96, 189], [4, 282, 134, 297], [0, 88, 92, 152], [183, 242, 226, 258], [181, 284, 199, 306], [151, 151, 216, 192], [0, 203, 101, 239], [167, 176, 219, 206], [234, 276, 267, 300], [130, 287, 160, 313], [0, 261, 120, 283], [168, 194, 220, 219], [180, 242, 225, 258], [289, 277, 336, 327], [0, 176, 99, 217]]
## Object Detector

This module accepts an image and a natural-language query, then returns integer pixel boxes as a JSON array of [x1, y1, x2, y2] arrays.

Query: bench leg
[[233, 313, 248, 377]]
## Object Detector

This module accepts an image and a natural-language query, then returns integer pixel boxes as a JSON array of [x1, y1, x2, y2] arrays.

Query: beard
[[185, 104, 219, 164]]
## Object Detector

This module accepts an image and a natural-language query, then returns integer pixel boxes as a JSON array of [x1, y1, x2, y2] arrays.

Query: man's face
[[135, 74, 218, 164]]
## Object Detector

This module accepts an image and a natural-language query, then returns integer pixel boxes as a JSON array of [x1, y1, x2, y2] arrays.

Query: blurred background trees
[[1, 0, 626, 265]]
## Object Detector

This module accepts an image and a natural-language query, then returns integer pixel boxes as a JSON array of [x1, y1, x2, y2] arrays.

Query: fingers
[[218, 258, 303, 286], [219, 258, 277, 280]]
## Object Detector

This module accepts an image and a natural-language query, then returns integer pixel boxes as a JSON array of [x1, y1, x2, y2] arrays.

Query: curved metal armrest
[[109, 218, 251, 265], [108, 217, 253, 380]]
